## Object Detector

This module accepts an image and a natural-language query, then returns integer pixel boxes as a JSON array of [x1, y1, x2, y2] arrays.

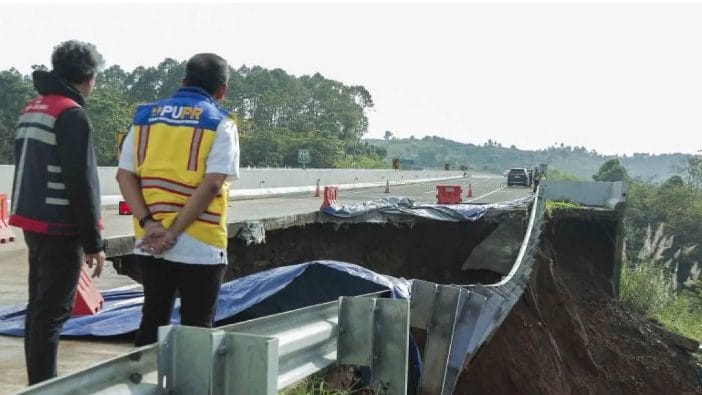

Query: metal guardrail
[[16, 291, 411, 395], [404, 181, 625, 394], [15, 345, 158, 395], [158, 292, 409, 394], [408, 183, 547, 395]]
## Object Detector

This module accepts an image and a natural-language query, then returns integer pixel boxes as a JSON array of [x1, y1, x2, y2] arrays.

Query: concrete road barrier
[[1, 165, 473, 206], [543, 180, 627, 209]]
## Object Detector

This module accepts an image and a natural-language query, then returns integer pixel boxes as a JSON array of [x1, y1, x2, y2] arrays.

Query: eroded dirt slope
[[458, 217, 702, 394]]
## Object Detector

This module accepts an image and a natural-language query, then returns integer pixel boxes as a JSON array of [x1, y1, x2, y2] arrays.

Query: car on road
[[507, 168, 530, 187]]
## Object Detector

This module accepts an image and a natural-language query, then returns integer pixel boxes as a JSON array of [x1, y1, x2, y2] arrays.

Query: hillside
[[366, 136, 688, 181]]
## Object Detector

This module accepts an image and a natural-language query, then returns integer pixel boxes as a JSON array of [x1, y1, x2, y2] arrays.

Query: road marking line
[[464, 186, 506, 203]]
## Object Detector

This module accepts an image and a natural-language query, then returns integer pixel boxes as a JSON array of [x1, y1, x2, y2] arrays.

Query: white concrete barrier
[[1, 165, 469, 205], [98, 175, 469, 206], [543, 180, 628, 209]]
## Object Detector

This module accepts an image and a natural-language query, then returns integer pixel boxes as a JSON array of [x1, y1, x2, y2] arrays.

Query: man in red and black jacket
[[9, 40, 105, 385]]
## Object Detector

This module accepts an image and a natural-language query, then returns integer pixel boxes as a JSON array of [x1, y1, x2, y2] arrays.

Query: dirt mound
[[457, 217, 702, 394]]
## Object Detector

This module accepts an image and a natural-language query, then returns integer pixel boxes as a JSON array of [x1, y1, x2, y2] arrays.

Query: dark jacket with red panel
[[9, 71, 103, 253]]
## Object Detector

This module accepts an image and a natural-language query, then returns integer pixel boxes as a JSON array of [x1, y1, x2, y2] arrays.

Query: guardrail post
[[158, 325, 222, 394], [465, 285, 505, 354], [419, 284, 463, 395], [215, 333, 278, 395], [410, 280, 495, 395], [338, 296, 409, 395], [443, 290, 487, 395], [159, 326, 278, 395]]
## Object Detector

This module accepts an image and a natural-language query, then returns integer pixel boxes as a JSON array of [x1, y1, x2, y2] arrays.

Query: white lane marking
[[465, 186, 506, 202]]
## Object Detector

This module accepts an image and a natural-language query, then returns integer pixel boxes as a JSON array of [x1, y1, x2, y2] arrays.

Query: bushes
[[620, 259, 674, 317], [621, 176, 702, 343], [620, 224, 702, 341], [655, 291, 702, 341], [546, 169, 584, 181], [620, 260, 702, 341], [545, 200, 582, 218]]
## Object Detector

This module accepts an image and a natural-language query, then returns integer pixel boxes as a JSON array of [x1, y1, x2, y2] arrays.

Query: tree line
[[0, 60, 386, 168], [368, 136, 688, 181]]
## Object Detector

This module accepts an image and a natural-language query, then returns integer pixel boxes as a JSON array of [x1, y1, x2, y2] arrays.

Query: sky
[[1, 2, 701, 155]]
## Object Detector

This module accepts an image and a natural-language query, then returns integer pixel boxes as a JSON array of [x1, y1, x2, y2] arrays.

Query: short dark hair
[[184, 53, 229, 95], [51, 40, 104, 84]]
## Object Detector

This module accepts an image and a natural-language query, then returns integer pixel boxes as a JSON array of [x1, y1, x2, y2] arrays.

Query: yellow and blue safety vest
[[131, 87, 231, 248]]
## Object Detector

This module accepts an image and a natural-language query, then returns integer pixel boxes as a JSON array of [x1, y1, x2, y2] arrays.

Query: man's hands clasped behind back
[[137, 220, 178, 255]]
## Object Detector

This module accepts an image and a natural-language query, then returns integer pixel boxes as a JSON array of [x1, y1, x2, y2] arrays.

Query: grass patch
[[545, 200, 582, 217], [620, 223, 702, 342], [620, 259, 672, 316], [654, 291, 702, 341], [620, 260, 702, 342], [280, 375, 374, 395]]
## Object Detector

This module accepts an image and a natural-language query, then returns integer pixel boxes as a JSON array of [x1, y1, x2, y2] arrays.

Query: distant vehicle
[[507, 168, 529, 187], [503, 169, 509, 177]]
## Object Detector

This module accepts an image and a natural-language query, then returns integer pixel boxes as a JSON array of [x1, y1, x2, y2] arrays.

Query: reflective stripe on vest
[[188, 128, 204, 171], [140, 177, 197, 197], [146, 202, 222, 225], [137, 125, 150, 166]]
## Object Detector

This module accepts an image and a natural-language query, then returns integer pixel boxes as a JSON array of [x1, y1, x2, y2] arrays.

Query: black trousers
[[23, 231, 83, 385], [134, 256, 225, 346]]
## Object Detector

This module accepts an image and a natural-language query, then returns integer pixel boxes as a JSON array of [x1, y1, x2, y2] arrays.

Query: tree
[[384, 130, 393, 141], [0, 68, 33, 163], [662, 175, 685, 189], [86, 84, 134, 165], [593, 159, 628, 182], [684, 154, 702, 187]]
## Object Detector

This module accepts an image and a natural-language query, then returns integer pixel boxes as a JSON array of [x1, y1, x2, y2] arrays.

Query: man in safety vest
[[116, 53, 239, 346]]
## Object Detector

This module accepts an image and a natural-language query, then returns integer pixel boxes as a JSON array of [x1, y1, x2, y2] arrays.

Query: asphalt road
[[100, 173, 530, 238], [0, 172, 531, 393]]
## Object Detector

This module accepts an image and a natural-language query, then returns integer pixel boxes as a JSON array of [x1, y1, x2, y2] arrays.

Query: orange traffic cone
[[314, 179, 321, 197], [384, 180, 390, 193], [467, 184, 473, 198]]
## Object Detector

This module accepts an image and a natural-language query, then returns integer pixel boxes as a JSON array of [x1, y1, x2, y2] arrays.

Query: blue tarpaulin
[[0, 197, 531, 338], [0, 261, 410, 337], [322, 195, 534, 221]]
